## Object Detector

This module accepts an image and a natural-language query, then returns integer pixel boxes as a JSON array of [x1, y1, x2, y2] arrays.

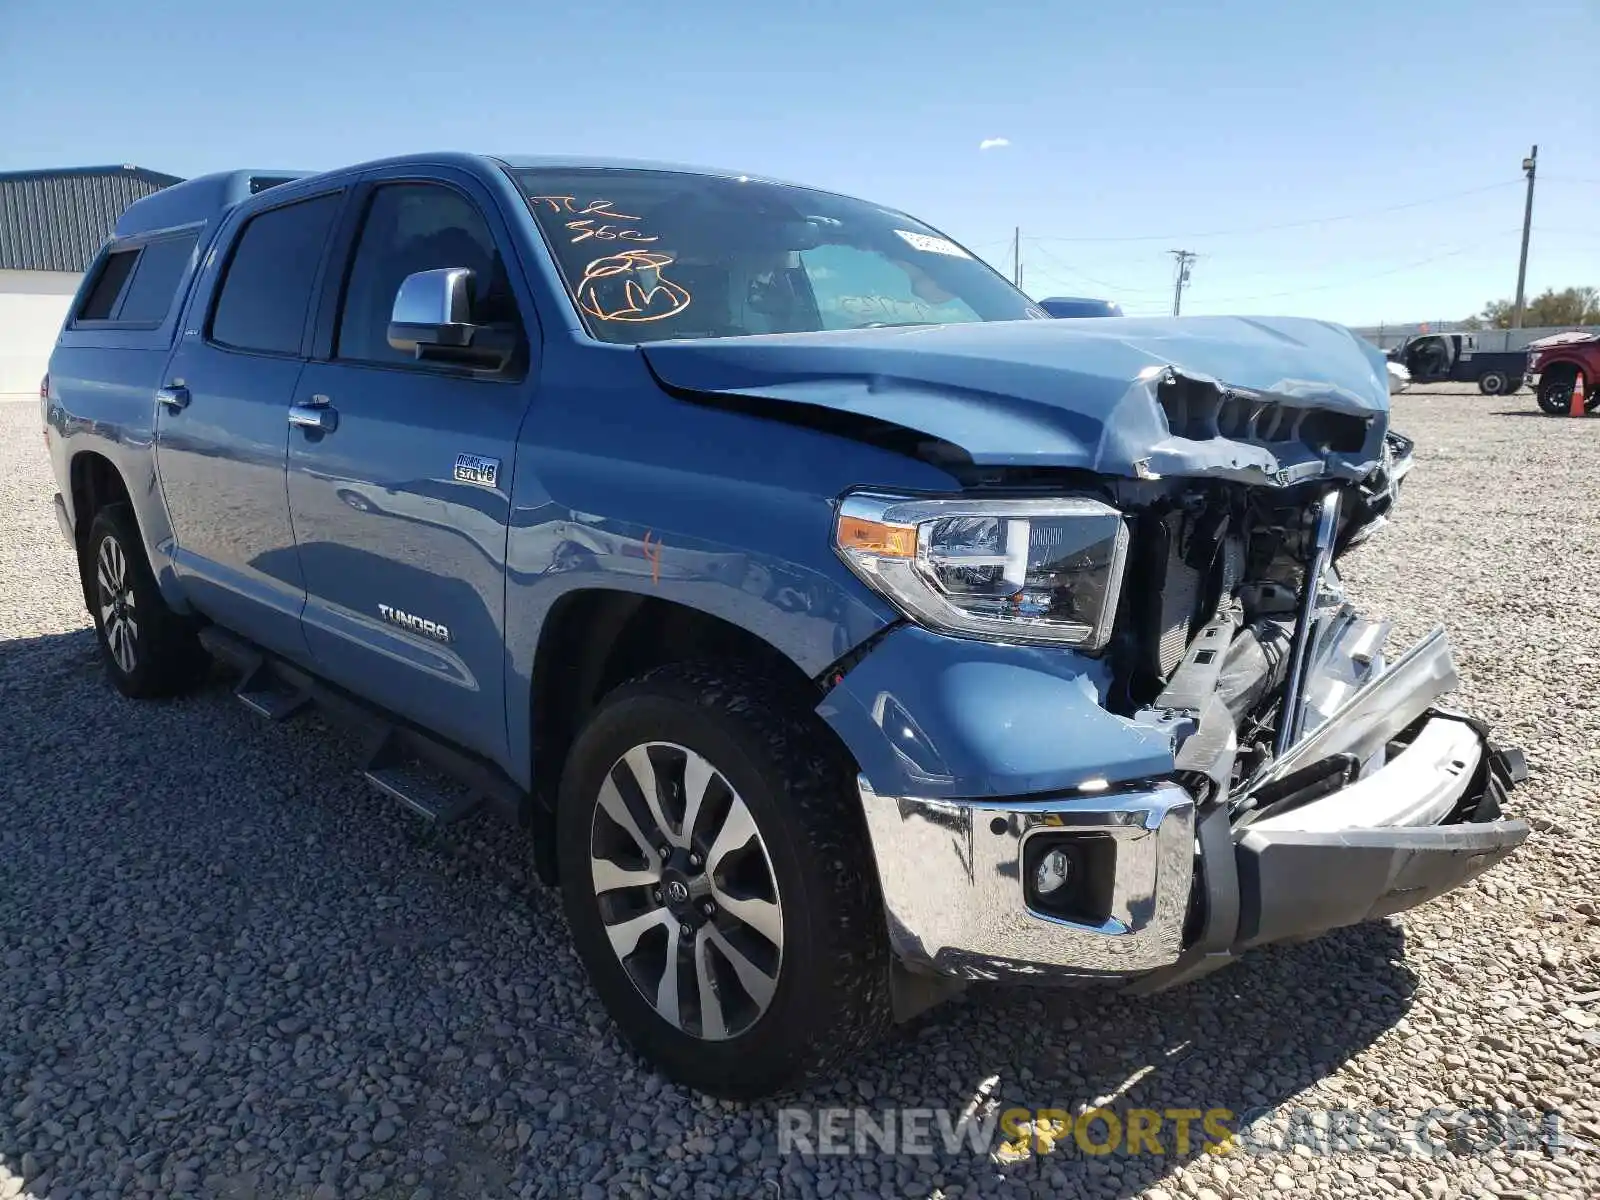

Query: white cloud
[[978, 137, 1011, 151]]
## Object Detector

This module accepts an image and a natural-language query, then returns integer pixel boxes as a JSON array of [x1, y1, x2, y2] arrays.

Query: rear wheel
[[82, 504, 207, 697], [557, 662, 890, 1099], [1478, 370, 1509, 395]]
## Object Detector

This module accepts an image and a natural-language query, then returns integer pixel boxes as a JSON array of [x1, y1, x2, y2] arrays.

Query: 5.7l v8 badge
[[453, 453, 500, 489]]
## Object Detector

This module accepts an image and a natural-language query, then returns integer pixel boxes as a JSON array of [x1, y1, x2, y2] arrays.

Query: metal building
[[0, 165, 182, 394]]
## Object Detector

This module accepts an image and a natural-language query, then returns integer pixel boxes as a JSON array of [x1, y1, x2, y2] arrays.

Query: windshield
[[511, 167, 1046, 343]]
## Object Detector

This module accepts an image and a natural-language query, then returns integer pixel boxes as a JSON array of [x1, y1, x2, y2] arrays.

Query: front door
[[155, 188, 346, 661], [286, 174, 536, 763], [1403, 335, 1451, 383]]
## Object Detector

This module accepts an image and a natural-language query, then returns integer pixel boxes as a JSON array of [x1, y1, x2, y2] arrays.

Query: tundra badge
[[453, 452, 500, 489], [378, 604, 452, 644]]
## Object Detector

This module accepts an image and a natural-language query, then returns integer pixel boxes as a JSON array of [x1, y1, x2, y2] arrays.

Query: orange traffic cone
[[1571, 372, 1588, 418]]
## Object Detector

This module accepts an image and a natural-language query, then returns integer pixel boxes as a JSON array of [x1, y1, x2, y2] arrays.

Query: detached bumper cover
[[1231, 724, 1527, 951]]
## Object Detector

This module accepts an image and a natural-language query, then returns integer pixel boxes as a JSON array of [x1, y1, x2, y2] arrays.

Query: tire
[[1536, 368, 1588, 416], [1505, 375, 1524, 394], [1478, 371, 1509, 395], [81, 504, 207, 698], [557, 662, 890, 1099]]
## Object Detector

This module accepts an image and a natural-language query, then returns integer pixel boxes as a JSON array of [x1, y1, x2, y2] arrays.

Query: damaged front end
[[670, 314, 1530, 986], [1109, 426, 1528, 991], [816, 356, 1526, 990]]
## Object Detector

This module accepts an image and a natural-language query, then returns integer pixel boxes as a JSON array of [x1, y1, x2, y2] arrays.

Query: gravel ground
[[1, 385, 1596, 1200]]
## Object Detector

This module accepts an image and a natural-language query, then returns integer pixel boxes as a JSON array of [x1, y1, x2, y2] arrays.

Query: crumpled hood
[[641, 315, 1393, 484]]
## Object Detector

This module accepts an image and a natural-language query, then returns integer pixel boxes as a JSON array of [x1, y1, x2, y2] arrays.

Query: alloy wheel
[[588, 742, 784, 1040], [96, 534, 138, 674]]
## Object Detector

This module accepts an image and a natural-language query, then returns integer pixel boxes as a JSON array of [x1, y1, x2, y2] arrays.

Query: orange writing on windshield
[[576, 250, 692, 323], [527, 195, 642, 221], [564, 219, 657, 244], [528, 196, 659, 244]]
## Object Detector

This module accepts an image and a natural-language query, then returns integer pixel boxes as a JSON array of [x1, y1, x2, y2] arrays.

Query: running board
[[195, 625, 530, 838], [360, 728, 485, 825], [233, 658, 311, 721], [361, 765, 484, 824]]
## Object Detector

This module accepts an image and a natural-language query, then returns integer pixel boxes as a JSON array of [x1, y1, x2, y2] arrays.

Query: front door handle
[[288, 395, 338, 433], [155, 385, 190, 411]]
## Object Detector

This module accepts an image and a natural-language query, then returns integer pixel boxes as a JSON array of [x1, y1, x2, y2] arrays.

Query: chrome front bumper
[[858, 777, 1197, 980], [858, 625, 1527, 985]]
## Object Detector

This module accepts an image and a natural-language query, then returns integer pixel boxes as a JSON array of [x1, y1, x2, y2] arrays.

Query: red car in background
[[1528, 331, 1600, 416]]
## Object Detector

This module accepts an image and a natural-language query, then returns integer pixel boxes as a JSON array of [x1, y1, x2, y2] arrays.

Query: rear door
[[155, 187, 346, 661], [51, 227, 206, 572], [286, 169, 537, 762]]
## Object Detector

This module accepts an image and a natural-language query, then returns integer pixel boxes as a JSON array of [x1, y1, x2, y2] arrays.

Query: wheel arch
[[1538, 359, 1583, 386], [69, 451, 132, 546], [68, 451, 134, 610], [528, 589, 845, 843]]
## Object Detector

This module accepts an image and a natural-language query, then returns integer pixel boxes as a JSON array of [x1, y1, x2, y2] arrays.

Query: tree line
[[1461, 286, 1600, 330]]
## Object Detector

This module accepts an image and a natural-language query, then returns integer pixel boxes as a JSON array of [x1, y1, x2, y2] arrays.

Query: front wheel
[[557, 663, 890, 1099], [1536, 369, 1593, 416]]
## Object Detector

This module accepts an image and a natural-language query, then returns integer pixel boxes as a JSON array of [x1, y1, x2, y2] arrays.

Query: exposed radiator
[[1131, 513, 1244, 685], [1135, 512, 1205, 681]]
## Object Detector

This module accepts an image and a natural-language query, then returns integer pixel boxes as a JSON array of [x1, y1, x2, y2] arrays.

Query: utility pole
[[1012, 226, 1021, 288], [1512, 145, 1537, 329], [1169, 249, 1196, 316]]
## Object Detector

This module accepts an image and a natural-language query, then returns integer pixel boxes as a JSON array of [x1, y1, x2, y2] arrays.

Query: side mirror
[[388, 267, 477, 354]]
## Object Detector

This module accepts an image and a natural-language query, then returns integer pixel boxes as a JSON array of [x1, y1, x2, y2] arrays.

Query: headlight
[[833, 492, 1130, 649]]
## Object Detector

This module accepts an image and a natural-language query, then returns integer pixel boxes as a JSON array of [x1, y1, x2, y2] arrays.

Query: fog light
[[1034, 848, 1073, 896]]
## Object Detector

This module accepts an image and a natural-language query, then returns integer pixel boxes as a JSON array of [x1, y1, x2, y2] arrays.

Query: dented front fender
[[816, 624, 1175, 800]]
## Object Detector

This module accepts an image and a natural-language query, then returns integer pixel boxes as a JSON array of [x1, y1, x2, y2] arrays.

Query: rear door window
[[76, 249, 139, 321], [114, 233, 199, 324], [210, 193, 342, 355]]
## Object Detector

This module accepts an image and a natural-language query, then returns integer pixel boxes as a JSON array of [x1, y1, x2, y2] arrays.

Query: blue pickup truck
[[42, 153, 1527, 1099]]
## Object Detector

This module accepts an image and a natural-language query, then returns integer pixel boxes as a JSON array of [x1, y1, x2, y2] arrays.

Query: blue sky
[[3, 0, 1595, 326]]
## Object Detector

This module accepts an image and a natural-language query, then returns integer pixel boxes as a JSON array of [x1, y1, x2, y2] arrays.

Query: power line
[[1160, 228, 1517, 288], [1023, 179, 1523, 245], [1021, 226, 1543, 312], [1020, 238, 1172, 295], [1192, 241, 1517, 305], [1533, 227, 1600, 241]]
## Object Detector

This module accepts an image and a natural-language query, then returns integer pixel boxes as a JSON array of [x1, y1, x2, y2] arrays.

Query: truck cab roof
[[115, 154, 852, 247]]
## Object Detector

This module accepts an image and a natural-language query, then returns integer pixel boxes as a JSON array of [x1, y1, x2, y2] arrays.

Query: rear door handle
[[155, 385, 190, 411], [288, 394, 338, 433]]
